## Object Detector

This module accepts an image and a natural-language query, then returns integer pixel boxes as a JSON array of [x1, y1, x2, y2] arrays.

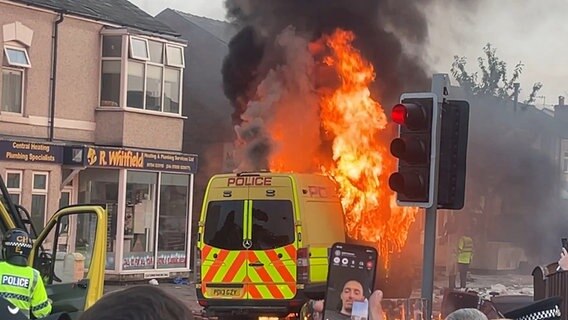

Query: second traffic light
[[388, 93, 439, 208]]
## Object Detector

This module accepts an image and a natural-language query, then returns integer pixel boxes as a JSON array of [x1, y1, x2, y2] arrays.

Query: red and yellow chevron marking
[[200, 244, 298, 300], [201, 246, 248, 298], [246, 244, 297, 300]]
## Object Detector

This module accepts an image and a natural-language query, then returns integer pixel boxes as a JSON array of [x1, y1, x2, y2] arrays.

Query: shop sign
[[0, 140, 63, 163], [122, 251, 187, 270], [64, 145, 198, 174]]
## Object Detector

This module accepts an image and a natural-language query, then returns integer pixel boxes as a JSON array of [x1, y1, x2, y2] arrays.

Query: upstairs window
[[1, 68, 23, 113], [99, 34, 184, 115], [166, 45, 184, 68], [4, 46, 31, 68], [2, 45, 30, 114], [100, 35, 122, 107]]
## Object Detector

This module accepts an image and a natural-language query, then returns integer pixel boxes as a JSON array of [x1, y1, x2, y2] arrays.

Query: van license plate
[[206, 287, 243, 298]]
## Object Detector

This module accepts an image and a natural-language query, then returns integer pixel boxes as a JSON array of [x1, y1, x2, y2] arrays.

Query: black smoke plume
[[221, 0, 439, 124]]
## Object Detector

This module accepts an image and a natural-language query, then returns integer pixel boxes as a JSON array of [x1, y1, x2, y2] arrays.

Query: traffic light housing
[[388, 93, 439, 208], [437, 100, 470, 209]]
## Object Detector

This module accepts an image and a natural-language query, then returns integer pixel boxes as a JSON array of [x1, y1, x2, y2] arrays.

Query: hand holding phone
[[323, 243, 378, 320]]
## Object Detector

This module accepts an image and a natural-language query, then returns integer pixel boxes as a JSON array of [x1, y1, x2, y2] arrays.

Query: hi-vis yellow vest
[[0, 261, 52, 318], [457, 236, 473, 264]]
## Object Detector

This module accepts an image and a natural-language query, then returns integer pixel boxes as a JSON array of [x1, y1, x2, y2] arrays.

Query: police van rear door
[[246, 175, 297, 300], [29, 205, 107, 317], [200, 175, 249, 300]]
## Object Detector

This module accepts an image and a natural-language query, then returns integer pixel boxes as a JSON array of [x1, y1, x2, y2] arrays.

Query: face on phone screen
[[323, 243, 378, 320]]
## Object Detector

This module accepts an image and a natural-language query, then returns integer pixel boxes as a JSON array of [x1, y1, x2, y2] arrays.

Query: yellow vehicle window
[[251, 200, 294, 250], [203, 200, 244, 250]]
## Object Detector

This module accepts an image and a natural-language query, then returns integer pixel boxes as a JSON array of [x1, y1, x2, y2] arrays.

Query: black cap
[[504, 297, 563, 320]]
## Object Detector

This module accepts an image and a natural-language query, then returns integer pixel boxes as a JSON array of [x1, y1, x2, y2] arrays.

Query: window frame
[[165, 44, 185, 68], [129, 36, 150, 61], [563, 151, 568, 173], [99, 32, 184, 116], [31, 172, 49, 227], [5, 170, 23, 205], [1, 67, 25, 114], [3, 45, 31, 68]]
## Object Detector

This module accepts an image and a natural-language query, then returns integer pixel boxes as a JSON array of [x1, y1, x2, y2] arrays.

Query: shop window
[[5, 170, 22, 205], [78, 169, 119, 270], [157, 173, 189, 269], [123, 171, 158, 270], [31, 172, 48, 232]]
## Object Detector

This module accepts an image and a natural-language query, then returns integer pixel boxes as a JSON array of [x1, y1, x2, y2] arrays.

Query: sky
[[131, 0, 568, 107]]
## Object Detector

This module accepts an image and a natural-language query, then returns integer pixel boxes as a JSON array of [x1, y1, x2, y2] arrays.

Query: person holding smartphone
[[302, 289, 384, 320]]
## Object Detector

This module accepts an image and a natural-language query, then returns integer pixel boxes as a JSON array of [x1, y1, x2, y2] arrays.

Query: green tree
[[451, 43, 543, 104]]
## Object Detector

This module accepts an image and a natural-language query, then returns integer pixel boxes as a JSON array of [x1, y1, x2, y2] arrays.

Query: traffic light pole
[[421, 74, 448, 320]]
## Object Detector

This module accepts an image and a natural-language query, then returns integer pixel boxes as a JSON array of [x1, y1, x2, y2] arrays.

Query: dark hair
[[79, 285, 193, 320]]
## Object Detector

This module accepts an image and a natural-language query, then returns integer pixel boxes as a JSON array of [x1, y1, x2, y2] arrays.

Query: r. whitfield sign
[[0, 140, 63, 163], [80, 146, 197, 174]]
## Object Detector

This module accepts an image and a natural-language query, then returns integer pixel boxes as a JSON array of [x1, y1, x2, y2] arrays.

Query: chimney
[[554, 96, 568, 122]]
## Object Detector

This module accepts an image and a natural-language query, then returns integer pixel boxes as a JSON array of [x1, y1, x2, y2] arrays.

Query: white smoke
[[233, 26, 322, 172]]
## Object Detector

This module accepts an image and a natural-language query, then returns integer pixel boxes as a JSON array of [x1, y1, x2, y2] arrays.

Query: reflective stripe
[[247, 245, 297, 299], [0, 292, 31, 302], [31, 270, 38, 296], [32, 300, 50, 312]]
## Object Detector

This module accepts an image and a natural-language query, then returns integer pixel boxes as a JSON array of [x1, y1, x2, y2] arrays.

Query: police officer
[[0, 228, 52, 319], [457, 231, 474, 289]]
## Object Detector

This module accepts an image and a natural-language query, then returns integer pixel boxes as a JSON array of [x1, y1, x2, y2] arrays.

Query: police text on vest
[[2, 275, 30, 288]]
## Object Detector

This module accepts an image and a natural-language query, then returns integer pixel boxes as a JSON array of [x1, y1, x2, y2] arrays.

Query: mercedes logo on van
[[243, 239, 252, 249]]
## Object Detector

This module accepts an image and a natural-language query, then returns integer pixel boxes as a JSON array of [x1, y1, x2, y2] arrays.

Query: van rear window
[[251, 200, 295, 250], [203, 200, 244, 250]]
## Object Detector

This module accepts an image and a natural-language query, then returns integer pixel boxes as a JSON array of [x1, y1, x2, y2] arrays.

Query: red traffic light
[[391, 104, 407, 125], [391, 103, 428, 130]]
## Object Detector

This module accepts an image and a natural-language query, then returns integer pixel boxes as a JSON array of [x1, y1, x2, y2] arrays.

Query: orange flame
[[318, 29, 418, 265], [267, 28, 418, 266]]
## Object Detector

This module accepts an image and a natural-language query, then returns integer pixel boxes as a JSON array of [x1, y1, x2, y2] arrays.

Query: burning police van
[[195, 171, 346, 318]]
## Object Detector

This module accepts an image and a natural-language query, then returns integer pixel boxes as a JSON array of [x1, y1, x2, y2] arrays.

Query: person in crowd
[[79, 285, 192, 320], [445, 308, 489, 320]]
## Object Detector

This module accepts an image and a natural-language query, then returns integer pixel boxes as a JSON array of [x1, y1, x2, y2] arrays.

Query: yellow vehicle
[[195, 171, 346, 318], [0, 175, 107, 320]]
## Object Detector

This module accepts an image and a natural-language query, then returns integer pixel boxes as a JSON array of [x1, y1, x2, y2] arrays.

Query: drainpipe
[[48, 11, 65, 141]]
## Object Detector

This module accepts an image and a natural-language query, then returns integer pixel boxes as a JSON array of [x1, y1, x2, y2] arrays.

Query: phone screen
[[323, 243, 378, 320]]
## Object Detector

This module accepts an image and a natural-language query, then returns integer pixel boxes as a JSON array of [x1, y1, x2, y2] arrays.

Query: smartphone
[[562, 238, 568, 251], [323, 242, 378, 320]]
